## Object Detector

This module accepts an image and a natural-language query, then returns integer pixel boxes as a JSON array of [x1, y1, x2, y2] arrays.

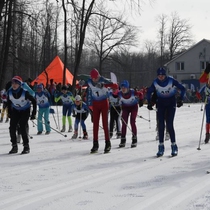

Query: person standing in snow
[[71, 95, 89, 139], [197, 62, 210, 143], [117, 80, 144, 148], [147, 67, 186, 157], [78, 68, 117, 153], [54, 85, 74, 132], [108, 83, 122, 139], [35, 83, 51, 135], [0, 89, 9, 123], [7, 76, 37, 154]]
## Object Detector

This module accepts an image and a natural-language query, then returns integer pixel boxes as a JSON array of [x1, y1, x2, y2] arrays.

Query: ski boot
[[21, 144, 30, 154], [109, 132, 113, 139], [157, 144, 165, 157], [104, 140, 111, 153], [131, 135, 137, 148], [37, 131, 42, 135], [71, 131, 78, 139], [165, 132, 170, 141], [0, 117, 3, 123], [171, 143, 178, 156], [9, 144, 18, 154], [83, 131, 88, 140], [61, 125, 66, 132], [90, 141, 99, 153], [204, 133, 210, 144], [119, 137, 126, 148], [5, 118, 9, 123], [45, 131, 50, 135], [68, 125, 73, 132]]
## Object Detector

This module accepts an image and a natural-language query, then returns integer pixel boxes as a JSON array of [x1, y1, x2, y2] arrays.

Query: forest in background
[[0, 0, 193, 90]]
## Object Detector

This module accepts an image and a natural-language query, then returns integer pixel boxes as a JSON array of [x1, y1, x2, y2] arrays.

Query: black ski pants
[[9, 108, 30, 146]]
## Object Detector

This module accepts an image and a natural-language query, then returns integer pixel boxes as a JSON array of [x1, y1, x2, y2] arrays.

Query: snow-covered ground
[[1, 103, 210, 210]]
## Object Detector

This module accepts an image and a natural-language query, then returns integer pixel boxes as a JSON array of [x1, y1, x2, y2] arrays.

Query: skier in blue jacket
[[147, 67, 186, 157]]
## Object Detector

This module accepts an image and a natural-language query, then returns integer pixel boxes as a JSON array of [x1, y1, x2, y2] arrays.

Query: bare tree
[[0, 0, 5, 21], [87, 5, 138, 74], [167, 12, 192, 60], [157, 14, 167, 66], [0, 0, 13, 88]]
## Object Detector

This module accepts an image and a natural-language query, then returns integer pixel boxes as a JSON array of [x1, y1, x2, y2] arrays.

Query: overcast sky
[[109, 0, 209, 51]]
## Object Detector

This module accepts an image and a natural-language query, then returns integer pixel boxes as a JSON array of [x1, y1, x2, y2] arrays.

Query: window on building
[[200, 61, 208, 71], [176, 62, 184, 71]]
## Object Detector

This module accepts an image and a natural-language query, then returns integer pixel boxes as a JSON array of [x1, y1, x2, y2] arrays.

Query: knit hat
[[120, 80, 129, 88], [75, 95, 82, 101], [90, 68, 100, 79], [12, 76, 23, 85], [157, 67, 166, 76], [37, 84, 43, 91], [61, 85, 67, 90], [112, 83, 119, 89]]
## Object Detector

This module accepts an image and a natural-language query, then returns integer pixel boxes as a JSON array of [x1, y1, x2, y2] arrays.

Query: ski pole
[[56, 103, 60, 131], [79, 112, 82, 138], [50, 108, 58, 129], [148, 110, 151, 129], [42, 115, 68, 137], [52, 113, 58, 129], [31, 120, 36, 127], [137, 114, 150, 122], [110, 103, 134, 136], [197, 101, 206, 150], [200, 102, 203, 111], [32, 118, 67, 138]]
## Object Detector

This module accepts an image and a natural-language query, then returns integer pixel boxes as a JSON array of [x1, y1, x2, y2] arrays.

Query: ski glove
[[176, 98, 183, 108], [147, 103, 153, 110], [50, 108, 55, 114]]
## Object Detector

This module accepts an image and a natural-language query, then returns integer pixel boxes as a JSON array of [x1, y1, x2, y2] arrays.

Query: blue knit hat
[[157, 67, 166, 76], [120, 80, 129, 88], [37, 84, 43, 91]]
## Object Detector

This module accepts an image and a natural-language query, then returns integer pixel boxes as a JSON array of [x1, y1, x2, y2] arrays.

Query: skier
[[117, 80, 144, 148], [197, 62, 210, 143], [147, 67, 186, 157], [108, 83, 121, 139], [54, 85, 74, 132], [79, 68, 117, 153], [0, 89, 9, 123], [35, 83, 51, 135], [7, 76, 37, 154], [71, 95, 89, 139]]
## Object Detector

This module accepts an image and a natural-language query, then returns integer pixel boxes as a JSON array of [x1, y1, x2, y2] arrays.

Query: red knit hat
[[90, 68, 100, 79], [12, 76, 23, 85]]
